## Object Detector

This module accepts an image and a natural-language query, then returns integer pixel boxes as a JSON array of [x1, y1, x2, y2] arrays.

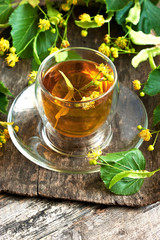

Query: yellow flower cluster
[[0, 121, 19, 148], [0, 38, 19, 67], [138, 129, 152, 141], [61, 0, 78, 11], [96, 63, 114, 82], [132, 80, 141, 90], [104, 34, 110, 44], [5, 52, 19, 67], [115, 37, 128, 49], [50, 46, 59, 54], [88, 146, 102, 165], [98, 43, 111, 57], [28, 71, 38, 85], [98, 34, 134, 61], [94, 14, 105, 27], [79, 13, 91, 22], [0, 38, 10, 52], [61, 40, 70, 48], [81, 91, 100, 110], [38, 19, 51, 31]]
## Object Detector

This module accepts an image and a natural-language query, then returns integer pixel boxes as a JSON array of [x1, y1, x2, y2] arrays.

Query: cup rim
[[36, 47, 118, 104]]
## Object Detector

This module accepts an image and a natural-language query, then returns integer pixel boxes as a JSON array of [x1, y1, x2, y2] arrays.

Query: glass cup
[[35, 47, 119, 156]]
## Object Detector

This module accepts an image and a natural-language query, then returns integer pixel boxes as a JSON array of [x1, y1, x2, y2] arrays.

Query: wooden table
[[1, 6, 160, 239], [0, 193, 160, 239]]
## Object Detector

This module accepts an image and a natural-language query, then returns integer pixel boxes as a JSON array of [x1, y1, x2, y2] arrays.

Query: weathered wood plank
[[0, 194, 160, 240]]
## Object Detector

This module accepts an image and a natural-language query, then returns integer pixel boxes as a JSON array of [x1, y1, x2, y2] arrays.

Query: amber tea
[[41, 60, 114, 138]]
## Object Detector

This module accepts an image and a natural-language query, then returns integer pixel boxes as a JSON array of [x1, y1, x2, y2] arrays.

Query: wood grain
[[0, 7, 160, 207], [0, 194, 160, 240]]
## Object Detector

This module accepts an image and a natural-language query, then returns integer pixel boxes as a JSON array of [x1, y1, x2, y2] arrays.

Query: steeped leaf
[[54, 71, 74, 127]]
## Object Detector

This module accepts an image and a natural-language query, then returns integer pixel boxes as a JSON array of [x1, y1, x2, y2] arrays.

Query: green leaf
[[142, 0, 160, 36], [33, 32, 41, 65], [0, 0, 13, 24], [128, 27, 160, 45], [131, 46, 160, 68], [37, 30, 57, 59], [0, 92, 8, 114], [9, 4, 38, 58], [0, 81, 13, 114], [100, 148, 146, 195], [143, 66, 160, 96], [109, 169, 154, 189], [75, 20, 98, 29], [33, 29, 58, 65], [153, 104, 160, 127], [115, 1, 133, 31], [126, 0, 141, 25], [0, 81, 12, 96], [105, 0, 132, 11]]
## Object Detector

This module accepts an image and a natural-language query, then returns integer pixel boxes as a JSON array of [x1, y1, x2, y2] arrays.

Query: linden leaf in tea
[[54, 71, 74, 127]]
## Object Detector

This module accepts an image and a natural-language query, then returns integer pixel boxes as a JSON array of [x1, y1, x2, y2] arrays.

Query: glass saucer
[[7, 84, 148, 174]]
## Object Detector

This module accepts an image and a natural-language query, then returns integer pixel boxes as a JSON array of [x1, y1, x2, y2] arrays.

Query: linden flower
[[28, 71, 37, 85], [81, 29, 88, 37], [81, 91, 100, 110], [50, 46, 59, 54], [67, 0, 77, 4], [104, 34, 110, 44], [88, 147, 102, 164], [61, 40, 70, 48], [9, 47, 16, 53], [98, 43, 111, 57], [115, 37, 128, 49], [132, 80, 141, 90], [96, 63, 114, 82], [138, 129, 152, 141], [94, 14, 105, 26], [38, 19, 51, 31], [79, 13, 91, 22], [5, 53, 19, 67], [61, 3, 70, 11], [14, 125, 19, 132], [0, 37, 10, 52], [111, 47, 119, 58], [71, 0, 77, 4], [3, 129, 10, 140]]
